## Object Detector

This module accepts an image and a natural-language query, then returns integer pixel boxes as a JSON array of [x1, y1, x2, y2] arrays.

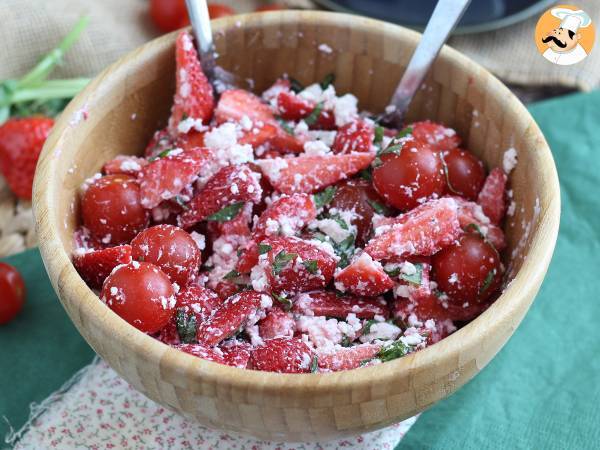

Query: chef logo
[[534, 5, 595, 66]]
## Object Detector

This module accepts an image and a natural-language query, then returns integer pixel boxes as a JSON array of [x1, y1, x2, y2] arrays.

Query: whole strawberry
[[0, 117, 54, 200]]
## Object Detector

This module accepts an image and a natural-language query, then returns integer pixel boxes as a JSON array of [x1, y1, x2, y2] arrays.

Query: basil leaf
[[465, 222, 485, 238], [223, 269, 240, 280], [320, 73, 335, 90], [366, 199, 392, 216], [272, 250, 298, 275], [176, 309, 197, 344], [276, 117, 295, 135], [479, 269, 496, 295], [304, 102, 324, 126], [341, 335, 352, 347], [302, 259, 319, 274], [362, 319, 378, 335], [272, 292, 293, 311], [148, 148, 176, 162], [310, 355, 319, 373], [377, 339, 410, 362], [206, 202, 245, 222], [373, 125, 385, 144], [400, 263, 424, 286], [358, 168, 372, 181], [384, 267, 402, 277], [258, 243, 272, 255], [313, 186, 337, 209], [290, 77, 304, 93], [376, 143, 403, 157], [395, 126, 413, 140]]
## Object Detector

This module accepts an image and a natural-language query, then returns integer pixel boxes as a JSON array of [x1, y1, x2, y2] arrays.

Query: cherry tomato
[[81, 174, 149, 245], [149, 0, 188, 32], [442, 148, 485, 200], [207, 3, 236, 19], [101, 262, 175, 333], [255, 3, 285, 11], [329, 178, 388, 246], [131, 224, 201, 287], [432, 233, 502, 305], [372, 137, 445, 210], [0, 262, 25, 324]]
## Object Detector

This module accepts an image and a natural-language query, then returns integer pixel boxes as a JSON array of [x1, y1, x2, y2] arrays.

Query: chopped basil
[[358, 167, 373, 181], [400, 263, 424, 286], [276, 117, 295, 135], [373, 125, 385, 144], [395, 126, 413, 139], [377, 143, 403, 157], [320, 73, 335, 90], [329, 213, 349, 231], [336, 234, 356, 269], [258, 243, 272, 255], [272, 250, 298, 275], [465, 222, 485, 238], [341, 335, 352, 347], [362, 319, 378, 335], [377, 339, 410, 362], [384, 267, 402, 277], [272, 292, 292, 311], [223, 269, 240, 280], [175, 309, 197, 344], [206, 202, 245, 222], [313, 186, 337, 209], [302, 259, 319, 274], [304, 102, 324, 126], [310, 355, 319, 373], [148, 148, 176, 162], [290, 77, 304, 93], [366, 199, 392, 216], [479, 269, 496, 295]]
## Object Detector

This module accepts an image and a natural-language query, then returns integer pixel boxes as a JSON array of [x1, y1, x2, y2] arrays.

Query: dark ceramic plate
[[313, 0, 555, 35]]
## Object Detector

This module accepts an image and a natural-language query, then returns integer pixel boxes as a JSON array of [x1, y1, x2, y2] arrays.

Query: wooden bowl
[[33, 11, 560, 441]]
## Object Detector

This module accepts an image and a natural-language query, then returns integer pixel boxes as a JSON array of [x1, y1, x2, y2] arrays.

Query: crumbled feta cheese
[[503, 147, 518, 174]]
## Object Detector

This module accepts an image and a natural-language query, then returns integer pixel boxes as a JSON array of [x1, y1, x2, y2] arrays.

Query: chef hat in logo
[[551, 8, 592, 33]]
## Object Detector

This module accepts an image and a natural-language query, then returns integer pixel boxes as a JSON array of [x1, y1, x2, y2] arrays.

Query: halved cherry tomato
[[0, 262, 25, 324], [442, 148, 486, 200]]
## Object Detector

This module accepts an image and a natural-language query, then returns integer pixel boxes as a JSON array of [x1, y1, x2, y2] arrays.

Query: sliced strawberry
[[236, 240, 260, 274], [169, 31, 215, 133], [209, 202, 253, 239], [175, 130, 206, 152], [73, 245, 132, 289], [252, 193, 317, 242], [215, 89, 275, 126], [334, 252, 394, 296], [176, 284, 222, 324], [331, 119, 374, 154], [175, 343, 226, 364], [293, 290, 388, 320], [477, 167, 507, 225], [138, 147, 214, 209], [102, 155, 147, 176], [410, 120, 460, 152], [393, 293, 451, 324], [262, 78, 291, 104], [213, 280, 240, 300], [365, 197, 461, 261], [261, 236, 337, 294], [258, 306, 296, 339], [277, 91, 315, 120], [453, 196, 506, 251], [196, 291, 267, 346], [178, 164, 262, 228], [256, 152, 374, 194], [144, 128, 174, 158], [317, 343, 381, 372], [219, 340, 252, 368], [249, 337, 314, 373]]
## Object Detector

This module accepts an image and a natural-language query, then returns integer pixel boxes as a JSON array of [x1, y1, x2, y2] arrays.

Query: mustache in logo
[[542, 35, 567, 48]]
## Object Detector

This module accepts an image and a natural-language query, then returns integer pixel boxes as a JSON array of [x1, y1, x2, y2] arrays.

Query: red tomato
[[149, 0, 188, 32], [372, 137, 445, 210], [81, 174, 149, 245], [0, 262, 25, 324], [255, 4, 285, 12], [207, 3, 236, 19], [101, 262, 175, 333], [432, 233, 502, 305], [442, 148, 486, 200], [329, 178, 389, 246], [131, 224, 201, 287]]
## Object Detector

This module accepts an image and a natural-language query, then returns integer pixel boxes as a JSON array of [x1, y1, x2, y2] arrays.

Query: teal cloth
[[1, 91, 599, 448], [0, 249, 94, 440], [399, 91, 600, 449]]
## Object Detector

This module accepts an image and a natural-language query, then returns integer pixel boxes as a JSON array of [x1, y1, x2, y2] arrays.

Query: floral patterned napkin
[[9, 359, 416, 449]]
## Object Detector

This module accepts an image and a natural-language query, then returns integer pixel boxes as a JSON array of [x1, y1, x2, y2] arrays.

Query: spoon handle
[[185, 0, 216, 82], [387, 0, 471, 127]]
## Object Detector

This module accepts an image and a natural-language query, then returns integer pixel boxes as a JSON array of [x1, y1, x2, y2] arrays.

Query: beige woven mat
[[0, 0, 597, 257]]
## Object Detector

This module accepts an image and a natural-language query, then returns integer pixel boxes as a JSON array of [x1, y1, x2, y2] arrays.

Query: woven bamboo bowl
[[33, 11, 560, 441]]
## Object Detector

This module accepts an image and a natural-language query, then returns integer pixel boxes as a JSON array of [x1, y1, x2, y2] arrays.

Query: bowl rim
[[34, 11, 560, 396]]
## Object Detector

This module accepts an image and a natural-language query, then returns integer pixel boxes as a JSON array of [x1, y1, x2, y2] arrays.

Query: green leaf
[[328, 213, 349, 231], [223, 270, 240, 280], [376, 143, 403, 157], [320, 73, 335, 90], [276, 117, 295, 135], [258, 243, 272, 255], [465, 222, 485, 238], [479, 269, 496, 295], [395, 126, 413, 140], [310, 355, 319, 373], [384, 266, 402, 277], [271, 250, 298, 275], [206, 202, 245, 222], [335, 234, 356, 269], [176, 309, 197, 344], [362, 319, 378, 335], [148, 148, 176, 162], [290, 77, 304, 93], [400, 263, 424, 286], [302, 259, 319, 274], [313, 186, 336, 209], [272, 292, 293, 311], [377, 339, 410, 362], [366, 199, 392, 216], [341, 335, 352, 347], [373, 125, 385, 144], [304, 102, 324, 126], [358, 168, 372, 181]]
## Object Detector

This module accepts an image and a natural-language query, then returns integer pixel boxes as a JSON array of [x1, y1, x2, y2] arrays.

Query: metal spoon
[[185, 0, 235, 90], [386, 0, 472, 127]]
